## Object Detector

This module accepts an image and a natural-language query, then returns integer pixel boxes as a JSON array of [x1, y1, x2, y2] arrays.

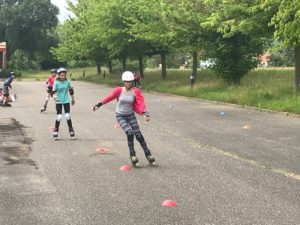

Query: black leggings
[[56, 103, 70, 114], [55, 103, 73, 130], [116, 113, 151, 157]]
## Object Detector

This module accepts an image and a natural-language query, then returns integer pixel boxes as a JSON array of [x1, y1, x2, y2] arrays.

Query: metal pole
[[190, 75, 195, 87]]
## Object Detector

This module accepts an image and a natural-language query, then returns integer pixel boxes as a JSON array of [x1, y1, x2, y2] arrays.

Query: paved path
[[1, 81, 300, 225]]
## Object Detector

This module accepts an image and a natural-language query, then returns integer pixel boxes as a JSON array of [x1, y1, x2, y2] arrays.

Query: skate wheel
[[133, 163, 140, 168], [149, 162, 156, 166]]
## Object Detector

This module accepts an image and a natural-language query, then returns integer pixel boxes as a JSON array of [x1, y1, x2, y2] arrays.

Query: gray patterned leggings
[[116, 113, 151, 157]]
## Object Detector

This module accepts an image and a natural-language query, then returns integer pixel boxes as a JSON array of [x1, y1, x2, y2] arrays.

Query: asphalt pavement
[[1, 81, 300, 225]]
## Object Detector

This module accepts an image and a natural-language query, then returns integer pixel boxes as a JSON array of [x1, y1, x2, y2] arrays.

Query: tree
[[51, 0, 110, 73], [158, 0, 208, 84], [263, 0, 300, 91], [128, 0, 177, 79], [0, 0, 59, 69], [202, 0, 272, 84], [95, 0, 157, 77]]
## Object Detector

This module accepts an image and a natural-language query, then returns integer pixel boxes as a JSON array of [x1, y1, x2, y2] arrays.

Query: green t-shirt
[[53, 80, 71, 104]]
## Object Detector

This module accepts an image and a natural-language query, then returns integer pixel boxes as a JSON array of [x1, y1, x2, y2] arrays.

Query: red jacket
[[101, 87, 147, 115]]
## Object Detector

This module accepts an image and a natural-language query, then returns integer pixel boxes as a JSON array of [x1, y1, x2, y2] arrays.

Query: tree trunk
[[294, 45, 300, 92], [108, 60, 112, 74], [96, 63, 101, 75], [191, 51, 198, 86], [161, 52, 167, 80], [122, 57, 126, 71], [138, 55, 144, 78]]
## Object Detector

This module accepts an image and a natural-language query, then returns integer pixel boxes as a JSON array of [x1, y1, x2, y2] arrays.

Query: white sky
[[51, 0, 72, 22]]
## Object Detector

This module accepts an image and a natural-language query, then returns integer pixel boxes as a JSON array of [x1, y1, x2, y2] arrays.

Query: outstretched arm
[[92, 87, 122, 111]]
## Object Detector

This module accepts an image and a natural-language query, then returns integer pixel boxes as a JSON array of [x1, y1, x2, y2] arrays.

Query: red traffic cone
[[161, 199, 177, 207], [96, 148, 107, 153], [119, 165, 131, 171]]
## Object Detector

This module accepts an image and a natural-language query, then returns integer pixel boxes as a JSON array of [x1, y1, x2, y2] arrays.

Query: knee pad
[[56, 114, 63, 122], [65, 113, 71, 120], [46, 96, 49, 101], [135, 131, 144, 143], [126, 130, 134, 141], [10, 95, 16, 102]]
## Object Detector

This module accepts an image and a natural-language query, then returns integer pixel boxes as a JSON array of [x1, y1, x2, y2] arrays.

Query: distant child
[[1, 72, 16, 106], [40, 69, 57, 112]]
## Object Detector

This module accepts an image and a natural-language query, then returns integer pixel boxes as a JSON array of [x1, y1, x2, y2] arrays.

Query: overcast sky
[[51, 0, 72, 22]]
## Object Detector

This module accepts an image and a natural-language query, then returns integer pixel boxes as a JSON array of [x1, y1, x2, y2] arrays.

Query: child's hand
[[93, 102, 102, 111], [144, 115, 150, 122], [92, 105, 98, 111]]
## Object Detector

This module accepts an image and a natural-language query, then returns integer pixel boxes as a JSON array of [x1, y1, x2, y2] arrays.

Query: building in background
[[0, 42, 7, 75]]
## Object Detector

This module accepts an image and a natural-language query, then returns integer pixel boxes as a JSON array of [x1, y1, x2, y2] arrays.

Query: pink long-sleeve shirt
[[101, 87, 147, 115]]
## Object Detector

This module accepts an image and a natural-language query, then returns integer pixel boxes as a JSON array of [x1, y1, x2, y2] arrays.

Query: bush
[[8, 49, 40, 70], [205, 33, 265, 84]]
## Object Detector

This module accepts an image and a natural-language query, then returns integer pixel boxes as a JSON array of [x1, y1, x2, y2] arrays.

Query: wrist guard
[[69, 87, 74, 96], [95, 102, 103, 108], [142, 112, 150, 117]]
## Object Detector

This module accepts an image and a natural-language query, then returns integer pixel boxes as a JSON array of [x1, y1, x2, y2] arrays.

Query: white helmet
[[57, 68, 67, 74], [122, 71, 134, 81]]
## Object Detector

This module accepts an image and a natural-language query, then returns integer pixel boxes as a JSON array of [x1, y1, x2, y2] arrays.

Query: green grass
[[21, 67, 300, 114]]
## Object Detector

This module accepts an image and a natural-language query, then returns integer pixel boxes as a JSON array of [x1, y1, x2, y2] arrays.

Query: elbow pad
[[69, 87, 74, 96]]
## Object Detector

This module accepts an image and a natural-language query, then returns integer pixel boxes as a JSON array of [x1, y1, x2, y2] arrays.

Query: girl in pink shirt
[[93, 71, 155, 167], [40, 69, 57, 113]]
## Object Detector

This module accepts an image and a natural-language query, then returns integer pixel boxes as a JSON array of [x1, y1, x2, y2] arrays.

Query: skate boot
[[40, 106, 46, 113], [130, 155, 139, 168], [146, 155, 156, 166], [53, 128, 58, 140], [69, 127, 75, 139]]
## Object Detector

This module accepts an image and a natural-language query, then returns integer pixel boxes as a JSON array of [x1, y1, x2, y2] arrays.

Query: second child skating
[[52, 68, 76, 140]]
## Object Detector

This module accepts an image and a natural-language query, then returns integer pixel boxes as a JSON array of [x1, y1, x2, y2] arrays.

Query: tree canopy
[[0, 0, 59, 69], [263, 0, 300, 90]]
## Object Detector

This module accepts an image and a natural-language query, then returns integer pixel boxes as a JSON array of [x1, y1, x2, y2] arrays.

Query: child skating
[[52, 68, 75, 140], [1, 72, 16, 107], [40, 69, 57, 113], [92, 71, 155, 167]]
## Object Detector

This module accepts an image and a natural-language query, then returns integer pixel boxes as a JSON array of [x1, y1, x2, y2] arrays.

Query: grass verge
[[21, 67, 300, 114]]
